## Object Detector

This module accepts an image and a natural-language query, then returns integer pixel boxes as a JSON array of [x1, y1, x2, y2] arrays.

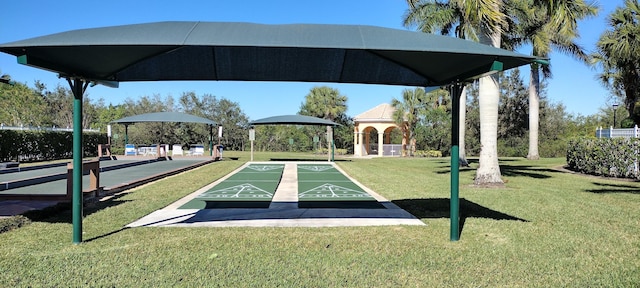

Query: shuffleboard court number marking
[[299, 183, 372, 199], [246, 165, 284, 172], [298, 165, 334, 172], [197, 183, 273, 199]]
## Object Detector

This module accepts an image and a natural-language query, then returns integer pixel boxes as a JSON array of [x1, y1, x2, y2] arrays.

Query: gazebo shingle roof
[[354, 103, 396, 122]]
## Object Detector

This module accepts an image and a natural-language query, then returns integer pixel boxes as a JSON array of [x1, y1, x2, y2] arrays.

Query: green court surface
[[178, 164, 284, 209], [297, 164, 383, 209]]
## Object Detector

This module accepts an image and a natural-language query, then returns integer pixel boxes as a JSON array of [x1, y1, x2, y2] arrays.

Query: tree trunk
[[459, 85, 469, 166], [474, 28, 503, 185], [527, 65, 540, 160]]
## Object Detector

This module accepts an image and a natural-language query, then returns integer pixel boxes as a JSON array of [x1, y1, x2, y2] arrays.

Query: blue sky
[[0, 0, 623, 120]]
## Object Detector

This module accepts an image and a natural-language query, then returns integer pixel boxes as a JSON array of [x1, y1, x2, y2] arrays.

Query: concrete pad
[[127, 161, 425, 228]]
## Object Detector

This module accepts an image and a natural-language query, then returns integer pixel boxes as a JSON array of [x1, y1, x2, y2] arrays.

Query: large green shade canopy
[[0, 21, 539, 87], [0, 21, 543, 243], [250, 115, 340, 126], [111, 111, 216, 125]]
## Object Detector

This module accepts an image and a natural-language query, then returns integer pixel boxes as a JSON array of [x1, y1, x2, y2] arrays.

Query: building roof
[[354, 103, 396, 122]]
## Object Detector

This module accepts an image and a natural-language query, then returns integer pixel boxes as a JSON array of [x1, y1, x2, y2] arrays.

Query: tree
[[471, 0, 506, 185], [94, 102, 128, 148], [179, 92, 249, 151], [121, 94, 173, 144], [418, 88, 452, 153], [403, 0, 477, 164], [592, 0, 640, 125], [391, 88, 428, 156], [404, 0, 506, 184], [506, 0, 598, 159], [298, 86, 348, 151], [211, 98, 250, 151], [0, 80, 47, 127], [498, 68, 529, 140]]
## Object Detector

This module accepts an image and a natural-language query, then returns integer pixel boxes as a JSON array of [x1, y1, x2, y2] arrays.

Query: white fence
[[0, 124, 100, 133], [595, 125, 639, 138]]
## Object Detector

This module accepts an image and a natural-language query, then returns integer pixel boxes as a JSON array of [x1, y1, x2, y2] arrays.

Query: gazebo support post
[[449, 82, 463, 241], [67, 77, 89, 244]]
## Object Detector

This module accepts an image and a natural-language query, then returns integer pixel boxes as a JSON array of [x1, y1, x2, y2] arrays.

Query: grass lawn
[[1, 152, 639, 287]]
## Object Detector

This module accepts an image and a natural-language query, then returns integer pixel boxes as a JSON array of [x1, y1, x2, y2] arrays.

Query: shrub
[[567, 137, 640, 179], [0, 130, 106, 162], [415, 150, 443, 158], [0, 215, 31, 234]]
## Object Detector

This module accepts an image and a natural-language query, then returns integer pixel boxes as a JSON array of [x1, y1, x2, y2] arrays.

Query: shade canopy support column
[[66, 77, 89, 244], [124, 124, 129, 145], [449, 82, 463, 241], [209, 124, 214, 156]]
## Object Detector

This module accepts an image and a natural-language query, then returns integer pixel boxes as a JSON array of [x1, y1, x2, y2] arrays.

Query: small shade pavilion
[[111, 111, 218, 155], [249, 115, 340, 161]]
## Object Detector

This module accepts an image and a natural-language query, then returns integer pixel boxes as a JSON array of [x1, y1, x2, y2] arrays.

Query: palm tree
[[404, 0, 507, 184], [403, 0, 477, 165], [592, 0, 640, 125], [299, 86, 348, 151], [391, 88, 427, 156], [506, 0, 598, 160], [464, 0, 506, 185]]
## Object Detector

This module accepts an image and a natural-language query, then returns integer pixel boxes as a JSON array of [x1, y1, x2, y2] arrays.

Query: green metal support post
[[449, 83, 463, 241], [68, 78, 88, 244], [124, 124, 129, 145], [209, 125, 214, 156], [331, 125, 335, 162]]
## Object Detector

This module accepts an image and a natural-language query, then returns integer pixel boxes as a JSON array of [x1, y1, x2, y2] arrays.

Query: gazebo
[[353, 103, 405, 157]]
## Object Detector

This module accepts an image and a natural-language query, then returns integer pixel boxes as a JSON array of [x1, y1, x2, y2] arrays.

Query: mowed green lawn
[[1, 152, 639, 287]]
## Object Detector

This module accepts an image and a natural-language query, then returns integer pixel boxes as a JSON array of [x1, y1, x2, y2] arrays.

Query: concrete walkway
[[127, 161, 425, 228]]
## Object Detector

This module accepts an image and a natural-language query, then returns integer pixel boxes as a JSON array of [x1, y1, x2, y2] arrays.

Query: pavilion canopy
[[0, 21, 541, 87], [249, 115, 340, 126], [111, 111, 216, 125], [0, 21, 543, 243]]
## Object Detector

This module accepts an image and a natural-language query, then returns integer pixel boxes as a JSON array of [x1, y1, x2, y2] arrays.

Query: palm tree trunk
[[527, 65, 541, 160], [474, 28, 503, 185]]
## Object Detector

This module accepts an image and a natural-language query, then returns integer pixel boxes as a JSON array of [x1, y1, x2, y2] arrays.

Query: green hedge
[[567, 138, 640, 180], [415, 150, 443, 157], [0, 130, 106, 162], [315, 148, 348, 155]]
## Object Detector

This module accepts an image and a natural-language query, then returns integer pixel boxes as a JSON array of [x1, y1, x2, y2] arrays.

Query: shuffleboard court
[[0, 159, 209, 196], [127, 161, 426, 228], [178, 164, 284, 209], [297, 164, 384, 209]]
